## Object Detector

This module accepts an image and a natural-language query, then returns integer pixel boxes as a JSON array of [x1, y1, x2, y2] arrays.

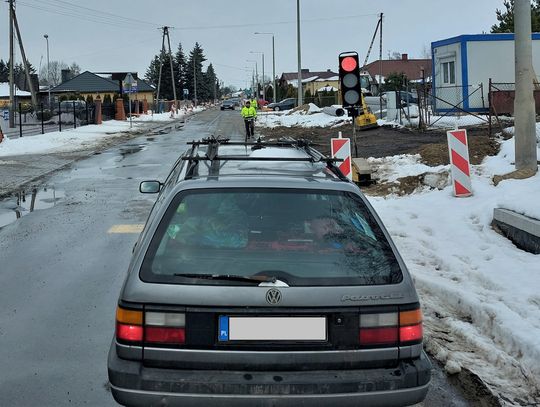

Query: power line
[[16, 0, 159, 31]]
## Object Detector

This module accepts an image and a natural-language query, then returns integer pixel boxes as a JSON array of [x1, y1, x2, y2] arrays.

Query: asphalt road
[[0, 108, 475, 406]]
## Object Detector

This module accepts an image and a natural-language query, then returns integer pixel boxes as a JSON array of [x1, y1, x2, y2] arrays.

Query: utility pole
[[194, 52, 197, 107], [9, 0, 15, 128], [514, 0, 538, 172], [379, 13, 383, 118], [165, 27, 177, 109], [156, 26, 177, 112], [297, 0, 303, 106], [44, 34, 50, 108], [12, 9, 38, 110]]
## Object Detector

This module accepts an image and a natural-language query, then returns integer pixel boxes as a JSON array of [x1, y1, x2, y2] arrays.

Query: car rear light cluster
[[116, 307, 185, 345], [359, 308, 423, 347]]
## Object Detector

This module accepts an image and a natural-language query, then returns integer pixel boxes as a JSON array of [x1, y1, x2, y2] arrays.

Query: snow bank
[[258, 108, 350, 128], [367, 137, 540, 396]]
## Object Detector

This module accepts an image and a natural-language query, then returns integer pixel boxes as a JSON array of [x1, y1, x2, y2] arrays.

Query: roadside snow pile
[[258, 105, 350, 128], [367, 137, 540, 400], [368, 154, 447, 184], [408, 114, 490, 129]]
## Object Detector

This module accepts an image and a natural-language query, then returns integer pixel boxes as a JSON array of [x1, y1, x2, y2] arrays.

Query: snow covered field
[[1, 105, 539, 402], [257, 104, 351, 128]]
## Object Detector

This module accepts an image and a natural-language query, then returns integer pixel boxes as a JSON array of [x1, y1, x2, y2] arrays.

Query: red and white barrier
[[447, 129, 472, 197], [331, 136, 352, 180]]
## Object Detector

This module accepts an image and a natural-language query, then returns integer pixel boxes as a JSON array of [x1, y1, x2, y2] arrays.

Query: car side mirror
[[139, 181, 162, 194]]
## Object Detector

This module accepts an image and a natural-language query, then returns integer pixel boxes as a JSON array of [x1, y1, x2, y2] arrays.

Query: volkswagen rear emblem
[[266, 289, 281, 305]]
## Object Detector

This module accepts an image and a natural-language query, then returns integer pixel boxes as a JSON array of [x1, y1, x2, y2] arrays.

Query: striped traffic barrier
[[447, 129, 473, 197], [331, 136, 352, 180]]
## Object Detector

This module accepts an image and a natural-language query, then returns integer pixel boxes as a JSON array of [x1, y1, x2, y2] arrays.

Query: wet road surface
[[0, 108, 475, 406]]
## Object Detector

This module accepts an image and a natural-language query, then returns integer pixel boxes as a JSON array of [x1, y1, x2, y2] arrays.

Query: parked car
[[107, 138, 431, 407], [267, 97, 296, 111], [220, 100, 236, 110]]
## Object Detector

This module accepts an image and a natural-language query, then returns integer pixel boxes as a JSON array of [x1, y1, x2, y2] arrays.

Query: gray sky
[[1, 0, 502, 88]]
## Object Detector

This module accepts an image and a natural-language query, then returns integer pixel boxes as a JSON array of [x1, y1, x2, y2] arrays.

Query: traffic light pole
[[352, 116, 358, 157]]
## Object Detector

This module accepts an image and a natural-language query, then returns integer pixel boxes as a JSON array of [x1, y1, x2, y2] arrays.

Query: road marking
[[108, 224, 144, 234]]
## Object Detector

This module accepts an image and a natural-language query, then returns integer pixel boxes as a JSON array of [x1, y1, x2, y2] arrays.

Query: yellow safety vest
[[241, 106, 257, 119]]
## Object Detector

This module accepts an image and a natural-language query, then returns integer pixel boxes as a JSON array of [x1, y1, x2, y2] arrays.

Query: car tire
[[274, 106, 280, 111]]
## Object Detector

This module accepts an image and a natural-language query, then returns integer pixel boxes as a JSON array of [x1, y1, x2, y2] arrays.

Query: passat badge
[[266, 289, 281, 305]]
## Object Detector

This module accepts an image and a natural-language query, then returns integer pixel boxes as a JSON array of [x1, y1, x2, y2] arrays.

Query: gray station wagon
[[107, 137, 431, 406]]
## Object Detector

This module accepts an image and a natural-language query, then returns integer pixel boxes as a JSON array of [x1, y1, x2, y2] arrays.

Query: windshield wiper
[[173, 273, 277, 284]]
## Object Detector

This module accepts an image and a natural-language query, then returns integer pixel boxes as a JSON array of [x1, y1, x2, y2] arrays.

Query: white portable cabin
[[431, 33, 540, 113]]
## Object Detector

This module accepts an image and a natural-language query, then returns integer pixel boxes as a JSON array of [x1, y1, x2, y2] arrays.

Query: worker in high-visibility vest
[[241, 101, 257, 139], [250, 98, 258, 111]]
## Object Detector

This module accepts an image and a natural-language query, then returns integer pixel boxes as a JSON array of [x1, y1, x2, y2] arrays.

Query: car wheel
[[274, 106, 280, 111]]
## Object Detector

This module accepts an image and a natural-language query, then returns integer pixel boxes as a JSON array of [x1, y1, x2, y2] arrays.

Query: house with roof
[[50, 71, 155, 103], [0, 82, 32, 108], [362, 54, 431, 94], [279, 69, 339, 95], [431, 33, 540, 114]]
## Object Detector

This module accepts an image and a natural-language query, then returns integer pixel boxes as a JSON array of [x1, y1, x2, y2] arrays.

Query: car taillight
[[399, 308, 423, 344], [115, 307, 186, 345], [359, 307, 423, 347], [144, 312, 185, 345], [116, 307, 143, 343]]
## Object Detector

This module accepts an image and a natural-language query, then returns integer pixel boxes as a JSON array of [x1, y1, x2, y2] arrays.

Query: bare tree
[[39, 60, 80, 86]]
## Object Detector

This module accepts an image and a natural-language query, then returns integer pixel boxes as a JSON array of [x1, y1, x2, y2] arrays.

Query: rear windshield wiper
[[173, 273, 277, 284]]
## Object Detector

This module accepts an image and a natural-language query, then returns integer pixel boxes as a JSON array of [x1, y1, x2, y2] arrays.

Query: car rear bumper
[[108, 343, 431, 407]]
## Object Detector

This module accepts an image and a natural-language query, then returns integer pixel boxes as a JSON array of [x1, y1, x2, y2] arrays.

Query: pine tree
[[175, 43, 188, 99], [0, 60, 8, 82], [491, 0, 540, 33], [185, 42, 207, 102], [203, 63, 217, 101]]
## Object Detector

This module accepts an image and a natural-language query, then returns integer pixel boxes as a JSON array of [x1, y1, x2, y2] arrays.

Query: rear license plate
[[218, 316, 326, 341]]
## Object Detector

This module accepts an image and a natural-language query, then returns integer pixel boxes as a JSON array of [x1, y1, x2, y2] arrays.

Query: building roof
[[432, 33, 540, 48], [363, 56, 431, 81], [280, 69, 338, 83], [50, 71, 154, 93], [0, 82, 31, 97]]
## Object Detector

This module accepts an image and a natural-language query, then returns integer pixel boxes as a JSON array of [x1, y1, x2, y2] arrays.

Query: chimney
[[402, 53, 409, 61], [61, 69, 72, 83]]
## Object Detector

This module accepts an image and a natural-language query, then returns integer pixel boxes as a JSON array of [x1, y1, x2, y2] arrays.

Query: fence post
[[85, 102, 89, 125], [73, 101, 77, 129], [41, 103, 44, 134], [59, 101, 62, 132], [18, 103, 22, 138], [488, 79, 492, 137]]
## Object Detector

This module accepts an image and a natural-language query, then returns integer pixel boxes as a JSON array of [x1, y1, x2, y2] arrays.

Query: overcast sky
[[1, 0, 502, 88]]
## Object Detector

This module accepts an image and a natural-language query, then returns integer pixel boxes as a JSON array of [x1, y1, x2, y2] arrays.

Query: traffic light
[[338, 52, 362, 114]]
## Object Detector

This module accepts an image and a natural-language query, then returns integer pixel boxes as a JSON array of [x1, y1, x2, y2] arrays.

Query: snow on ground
[[366, 138, 540, 401], [0, 109, 201, 157], [257, 107, 350, 128]]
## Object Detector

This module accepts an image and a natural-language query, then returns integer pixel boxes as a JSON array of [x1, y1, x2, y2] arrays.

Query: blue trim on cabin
[[430, 33, 540, 114], [461, 39, 469, 110]]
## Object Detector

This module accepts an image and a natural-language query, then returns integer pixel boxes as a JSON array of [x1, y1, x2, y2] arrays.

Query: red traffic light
[[340, 56, 358, 72]]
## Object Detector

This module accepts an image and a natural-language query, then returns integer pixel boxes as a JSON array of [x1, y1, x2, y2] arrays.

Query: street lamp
[[44, 34, 50, 108], [250, 51, 265, 101], [246, 59, 258, 98], [254, 32, 276, 103], [296, 0, 303, 106]]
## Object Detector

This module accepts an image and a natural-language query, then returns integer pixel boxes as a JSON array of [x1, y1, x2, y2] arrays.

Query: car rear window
[[140, 189, 402, 286]]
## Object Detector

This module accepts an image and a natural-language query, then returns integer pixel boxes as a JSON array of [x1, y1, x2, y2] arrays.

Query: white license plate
[[218, 316, 327, 341]]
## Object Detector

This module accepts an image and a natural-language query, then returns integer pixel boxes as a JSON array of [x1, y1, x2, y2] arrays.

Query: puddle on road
[[0, 186, 65, 229], [119, 144, 146, 156]]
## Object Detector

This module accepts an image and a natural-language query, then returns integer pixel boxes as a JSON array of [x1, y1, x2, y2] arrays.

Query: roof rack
[[182, 136, 348, 182]]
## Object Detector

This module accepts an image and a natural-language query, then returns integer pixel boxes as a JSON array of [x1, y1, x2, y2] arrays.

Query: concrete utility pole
[[514, 0, 538, 172], [165, 27, 177, 108], [156, 26, 177, 111], [296, 0, 303, 106], [12, 9, 38, 110], [255, 32, 276, 102], [379, 13, 384, 117], [44, 34, 50, 108], [9, 0, 15, 128]]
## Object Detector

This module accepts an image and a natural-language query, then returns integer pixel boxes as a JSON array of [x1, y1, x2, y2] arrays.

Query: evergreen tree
[[145, 51, 179, 100], [382, 72, 407, 91], [0, 59, 8, 82], [491, 0, 540, 33], [175, 43, 188, 98], [203, 63, 218, 101], [185, 42, 207, 102]]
